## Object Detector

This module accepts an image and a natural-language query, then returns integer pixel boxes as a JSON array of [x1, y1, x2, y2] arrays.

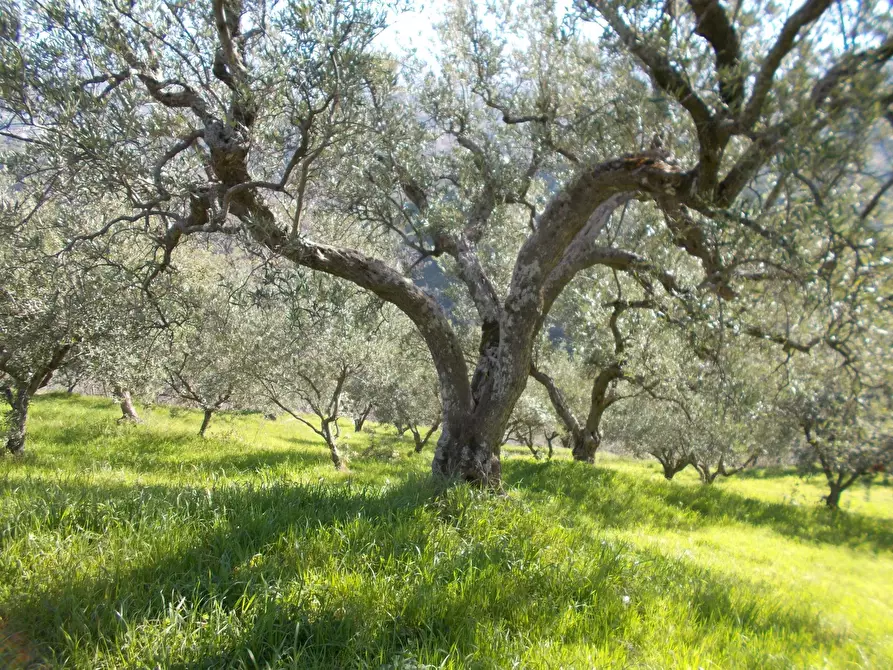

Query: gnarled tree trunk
[[5, 390, 30, 455]]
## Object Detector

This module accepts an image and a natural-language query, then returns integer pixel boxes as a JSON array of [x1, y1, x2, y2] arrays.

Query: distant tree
[[253, 283, 396, 470], [782, 353, 893, 508], [609, 393, 695, 479], [503, 387, 558, 460], [532, 274, 679, 463], [362, 333, 442, 453], [352, 401, 374, 433], [160, 254, 257, 437]]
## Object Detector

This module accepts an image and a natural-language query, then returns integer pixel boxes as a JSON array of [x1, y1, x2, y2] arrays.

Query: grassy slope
[[0, 394, 890, 669]]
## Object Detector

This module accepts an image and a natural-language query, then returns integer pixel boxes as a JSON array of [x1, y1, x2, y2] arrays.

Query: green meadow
[[1, 393, 891, 669]]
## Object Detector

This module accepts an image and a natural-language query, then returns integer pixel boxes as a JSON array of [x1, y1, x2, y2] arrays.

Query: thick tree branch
[[530, 364, 583, 439], [687, 0, 744, 111], [741, 0, 835, 130]]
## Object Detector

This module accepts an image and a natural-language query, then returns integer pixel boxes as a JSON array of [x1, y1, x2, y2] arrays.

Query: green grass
[[1, 394, 891, 669]]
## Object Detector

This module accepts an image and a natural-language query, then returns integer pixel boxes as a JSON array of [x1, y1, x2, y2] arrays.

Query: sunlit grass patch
[[0, 394, 890, 668]]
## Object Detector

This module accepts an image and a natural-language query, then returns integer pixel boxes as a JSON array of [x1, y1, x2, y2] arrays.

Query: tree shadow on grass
[[2, 476, 868, 669], [1, 475, 442, 662], [734, 466, 892, 490], [505, 460, 893, 552], [731, 465, 804, 480]]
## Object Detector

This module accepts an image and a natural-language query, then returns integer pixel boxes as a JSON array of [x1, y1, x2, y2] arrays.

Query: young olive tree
[[355, 330, 442, 452], [502, 386, 559, 460], [610, 397, 695, 479], [252, 281, 397, 470], [3, 0, 892, 483], [778, 300, 893, 508], [160, 252, 258, 436], [786, 377, 892, 509]]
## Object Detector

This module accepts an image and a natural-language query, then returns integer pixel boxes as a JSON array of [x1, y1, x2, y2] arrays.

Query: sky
[[374, 0, 588, 65], [374, 2, 443, 63]]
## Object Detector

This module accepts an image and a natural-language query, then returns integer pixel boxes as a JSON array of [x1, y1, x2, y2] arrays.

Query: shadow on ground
[[1, 474, 855, 669], [504, 460, 893, 552]]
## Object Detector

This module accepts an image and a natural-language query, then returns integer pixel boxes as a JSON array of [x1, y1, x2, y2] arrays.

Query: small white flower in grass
[[622, 595, 631, 606]]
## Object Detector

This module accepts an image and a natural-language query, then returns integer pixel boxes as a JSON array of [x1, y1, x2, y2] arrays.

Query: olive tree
[[252, 282, 401, 470], [777, 265, 893, 507], [355, 330, 443, 452], [159, 251, 259, 436], [3, 0, 891, 483], [610, 396, 695, 479], [0, 199, 142, 453], [785, 374, 892, 509], [502, 386, 559, 460]]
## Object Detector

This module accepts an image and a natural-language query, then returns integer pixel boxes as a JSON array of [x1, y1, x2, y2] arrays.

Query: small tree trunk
[[5, 390, 30, 455], [114, 386, 141, 423], [66, 379, 79, 393], [412, 428, 424, 453], [825, 482, 843, 509], [411, 421, 440, 453], [199, 408, 214, 437], [327, 438, 345, 470], [322, 422, 346, 470], [543, 432, 559, 460], [353, 403, 372, 432]]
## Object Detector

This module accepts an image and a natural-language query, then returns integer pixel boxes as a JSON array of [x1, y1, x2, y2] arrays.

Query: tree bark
[[322, 421, 345, 470], [571, 432, 600, 464], [5, 389, 29, 455], [199, 408, 214, 437], [411, 421, 440, 453], [114, 385, 141, 423], [825, 483, 842, 509], [353, 403, 372, 432]]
